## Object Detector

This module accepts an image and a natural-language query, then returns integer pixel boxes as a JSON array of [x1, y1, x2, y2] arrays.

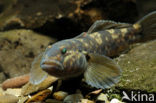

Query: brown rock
[[21, 75, 58, 95], [2, 74, 29, 90], [25, 88, 52, 103], [53, 91, 68, 101], [45, 99, 62, 103], [63, 93, 83, 103], [0, 29, 56, 78]]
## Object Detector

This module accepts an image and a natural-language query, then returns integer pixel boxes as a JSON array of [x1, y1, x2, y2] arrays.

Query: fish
[[30, 11, 156, 89]]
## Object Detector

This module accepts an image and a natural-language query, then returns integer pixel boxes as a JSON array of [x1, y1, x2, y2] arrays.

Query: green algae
[[115, 40, 156, 92]]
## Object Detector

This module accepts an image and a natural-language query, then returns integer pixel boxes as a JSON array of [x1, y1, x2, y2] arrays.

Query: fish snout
[[40, 59, 63, 71]]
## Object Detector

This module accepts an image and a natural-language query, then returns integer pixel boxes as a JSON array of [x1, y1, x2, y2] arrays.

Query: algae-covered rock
[[0, 29, 56, 78], [116, 40, 156, 92]]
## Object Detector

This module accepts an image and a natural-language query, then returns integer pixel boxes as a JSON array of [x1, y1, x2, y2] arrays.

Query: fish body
[[73, 26, 139, 57], [30, 11, 156, 89]]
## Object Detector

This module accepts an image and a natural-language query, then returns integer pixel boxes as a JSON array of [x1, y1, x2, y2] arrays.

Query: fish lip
[[40, 59, 64, 70], [41, 64, 56, 69]]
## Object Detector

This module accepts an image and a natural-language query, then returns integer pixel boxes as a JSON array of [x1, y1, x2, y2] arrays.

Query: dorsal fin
[[87, 20, 131, 34]]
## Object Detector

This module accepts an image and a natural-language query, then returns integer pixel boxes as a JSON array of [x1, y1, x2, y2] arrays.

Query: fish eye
[[61, 48, 67, 54]]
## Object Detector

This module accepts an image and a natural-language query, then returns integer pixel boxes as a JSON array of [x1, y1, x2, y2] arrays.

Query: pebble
[[0, 94, 19, 103], [96, 93, 109, 103], [53, 91, 68, 101], [5, 88, 21, 97], [81, 99, 95, 103], [2, 74, 29, 90], [63, 93, 83, 103], [45, 99, 62, 103], [25, 87, 52, 103], [18, 96, 29, 103], [21, 75, 57, 95], [110, 98, 123, 103]]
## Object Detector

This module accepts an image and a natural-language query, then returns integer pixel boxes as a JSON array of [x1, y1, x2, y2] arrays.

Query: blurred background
[[0, 0, 156, 39]]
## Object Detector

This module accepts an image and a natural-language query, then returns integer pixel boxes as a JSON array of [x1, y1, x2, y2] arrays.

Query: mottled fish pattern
[[30, 11, 156, 89]]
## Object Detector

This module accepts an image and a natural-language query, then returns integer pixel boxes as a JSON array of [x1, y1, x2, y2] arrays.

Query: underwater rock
[[63, 93, 84, 103], [45, 99, 62, 103], [96, 93, 109, 103], [0, 29, 56, 79], [18, 96, 29, 103], [110, 98, 123, 103], [53, 91, 68, 101], [5, 88, 21, 97], [25, 87, 52, 103], [21, 75, 57, 95], [2, 74, 29, 90], [0, 0, 138, 40], [0, 0, 77, 29], [116, 40, 156, 92], [0, 94, 19, 103], [86, 89, 102, 96], [81, 99, 95, 103]]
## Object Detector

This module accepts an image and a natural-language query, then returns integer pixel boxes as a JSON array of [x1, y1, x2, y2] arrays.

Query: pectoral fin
[[87, 20, 131, 34], [84, 53, 122, 89], [30, 53, 48, 85]]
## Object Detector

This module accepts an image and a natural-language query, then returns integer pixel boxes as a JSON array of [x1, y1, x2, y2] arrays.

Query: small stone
[[5, 88, 21, 97], [21, 75, 57, 95], [110, 98, 123, 103], [87, 89, 102, 95], [53, 91, 68, 101], [63, 93, 83, 103], [2, 74, 29, 90], [0, 94, 19, 103], [18, 96, 29, 103], [26, 88, 52, 103], [97, 93, 109, 103], [45, 99, 62, 103], [81, 99, 95, 103]]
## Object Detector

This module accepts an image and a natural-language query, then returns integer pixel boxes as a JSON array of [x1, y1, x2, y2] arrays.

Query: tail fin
[[134, 11, 156, 41]]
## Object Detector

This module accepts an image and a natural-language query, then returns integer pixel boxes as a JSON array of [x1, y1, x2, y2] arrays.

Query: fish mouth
[[41, 59, 64, 72]]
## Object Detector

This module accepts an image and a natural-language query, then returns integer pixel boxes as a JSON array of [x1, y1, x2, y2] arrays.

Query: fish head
[[40, 40, 87, 79]]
